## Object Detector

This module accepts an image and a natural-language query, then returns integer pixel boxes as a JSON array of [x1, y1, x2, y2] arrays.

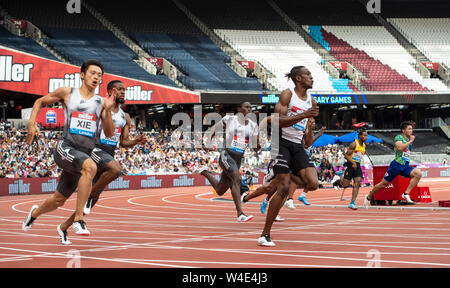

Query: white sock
[[301, 192, 307, 198]]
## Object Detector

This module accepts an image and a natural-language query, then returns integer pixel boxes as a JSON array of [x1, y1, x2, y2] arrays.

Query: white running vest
[[97, 106, 127, 155], [281, 88, 312, 144], [221, 115, 258, 155], [63, 88, 103, 150]]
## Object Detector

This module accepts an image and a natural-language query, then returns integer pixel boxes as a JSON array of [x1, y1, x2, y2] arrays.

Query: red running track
[[0, 177, 449, 268]]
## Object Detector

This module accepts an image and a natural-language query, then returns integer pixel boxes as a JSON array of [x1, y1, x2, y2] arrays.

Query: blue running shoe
[[348, 203, 358, 210], [260, 198, 269, 214], [298, 196, 311, 206]]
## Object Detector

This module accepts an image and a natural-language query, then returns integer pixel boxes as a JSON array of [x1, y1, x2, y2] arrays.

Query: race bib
[[293, 118, 308, 131], [290, 106, 308, 131], [230, 135, 248, 154], [352, 152, 363, 163], [402, 150, 410, 162], [69, 111, 97, 138], [100, 127, 122, 146]]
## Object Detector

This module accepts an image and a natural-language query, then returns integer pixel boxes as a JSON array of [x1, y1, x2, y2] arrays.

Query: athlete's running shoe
[[284, 199, 295, 209], [262, 161, 275, 187], [72, 220, 90, 236], [22, 205, 38, 232], [298, 196, 311, 206], [275, 215, 285, 222], [402, 193, 414, 204], [348, 203, 358, 210], [240, 192, 248, 204], [258, 234, 275, 247], [84, 196, 93, 215], [57, 224, 72, 245], [195, 167, 209, 175], [363, 195, 371, 208], [260, 198, 269, 214], [237, 214, 253, 222]]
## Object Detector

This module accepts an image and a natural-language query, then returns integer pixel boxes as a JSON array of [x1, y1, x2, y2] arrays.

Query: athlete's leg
[[296, 166, 319, 192], [31, 191, 68, 219], [404, 168, 422, 195], [74, 158, 97, 223], [90, 160, 122, 207], [367, 178, 391, 200], [244, 178, 278, 202], [201, 169, 229, 196], [229, 171, 245, 216], [261, 173, 291, 236], [351, 177, 362, 202], [285, 181, 298, 209]]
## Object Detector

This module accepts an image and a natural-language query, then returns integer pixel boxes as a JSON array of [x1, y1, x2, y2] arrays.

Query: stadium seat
[[0, 26, 59, 61]]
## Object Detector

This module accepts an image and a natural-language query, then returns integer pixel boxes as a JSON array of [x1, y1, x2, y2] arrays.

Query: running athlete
[[22, 60, 115, 236], [244, 117, 321, 211], [258, 66, 319, 247], [364, 121, 422, 206], [199, 102, 259, 222], [340, 128, 368, 210], [287, 118, 325, 208], [241, 114, 313, 212], [56, 80, 146, 244]]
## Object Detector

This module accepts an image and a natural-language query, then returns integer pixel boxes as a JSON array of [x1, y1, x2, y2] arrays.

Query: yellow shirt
[[350, 139, 365, 163]]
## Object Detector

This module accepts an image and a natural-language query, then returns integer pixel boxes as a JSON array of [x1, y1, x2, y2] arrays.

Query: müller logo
[[0, 55, 34, 82], [125, 86, 153, 102], [141, 176, 163, 188], [42, 179, 58, 193], [173, 176, 194, 187], [108, 177, 130, 190], [49, 73, 100, 94], [9, 180, 31, 195]]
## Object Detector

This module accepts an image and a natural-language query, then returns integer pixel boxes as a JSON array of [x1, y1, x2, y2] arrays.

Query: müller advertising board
[[0, 173, 263, 196], [0, 46, 200, 104], [2, 168, 450, 196]]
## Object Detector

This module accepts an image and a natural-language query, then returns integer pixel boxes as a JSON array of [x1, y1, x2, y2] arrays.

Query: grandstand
[[0, 0, 448, 165]]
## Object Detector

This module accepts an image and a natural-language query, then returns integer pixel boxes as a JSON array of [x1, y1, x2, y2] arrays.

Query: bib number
[[69, 111, 96, 138], [352, 152, 363, 163], [402, 150, 410, 162], [100, 127, 122, 146], [230, 135, 248, 154], [289, 106, 308, 131]]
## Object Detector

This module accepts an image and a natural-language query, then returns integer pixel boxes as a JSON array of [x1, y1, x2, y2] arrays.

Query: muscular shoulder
[[278, 88, 292, 105], [275, 89, 292, 114]]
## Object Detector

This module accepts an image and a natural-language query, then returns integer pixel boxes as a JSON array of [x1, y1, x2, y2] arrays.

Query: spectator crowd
[[1, 127, 348, 182]]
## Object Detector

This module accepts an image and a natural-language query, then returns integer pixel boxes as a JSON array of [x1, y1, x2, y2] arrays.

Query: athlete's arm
[[344, 142, 357, 168], [275, 89, 319, 128], [120, 113, 146, 148], [25, 87, 70, 145], [204, 116, 226, 150], [395, 136, 415, 151], [101, 95, 116, 138], [303, 118, 314, 148], [310, 126, 326, 147]]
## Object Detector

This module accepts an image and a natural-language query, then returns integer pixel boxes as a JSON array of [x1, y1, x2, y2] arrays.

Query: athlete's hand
[[25, 123, 40, 145], [304, 106, 319, 118], [134, 134, 147, 146], [103, 91, 115, 111], [410, 135, 415, 142]]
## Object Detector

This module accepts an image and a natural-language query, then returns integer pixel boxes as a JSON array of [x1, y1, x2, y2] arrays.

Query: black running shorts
[[343, 161, 363, 180], [54, 140, 92, 198], [273, 138, 314, 175], [90, 147, 117, 194], [218, 149, 242, 189]]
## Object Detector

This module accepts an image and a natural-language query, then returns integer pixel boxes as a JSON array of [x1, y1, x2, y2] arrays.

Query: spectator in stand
[[319, 158, 335, 182]]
